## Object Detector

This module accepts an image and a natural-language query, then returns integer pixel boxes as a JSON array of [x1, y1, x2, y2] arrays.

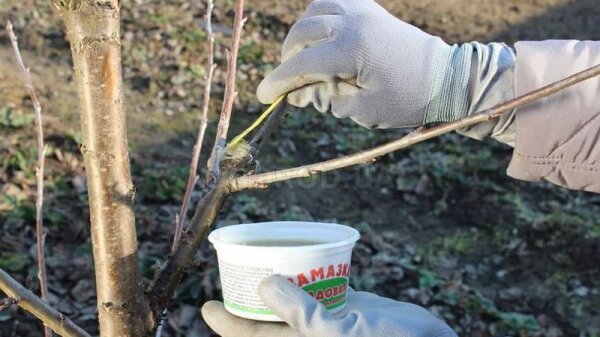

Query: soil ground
[[1, 0, 599, 336]]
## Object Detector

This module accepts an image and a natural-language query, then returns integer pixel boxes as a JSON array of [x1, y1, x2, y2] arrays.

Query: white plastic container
[[208, 221, 360, 321]]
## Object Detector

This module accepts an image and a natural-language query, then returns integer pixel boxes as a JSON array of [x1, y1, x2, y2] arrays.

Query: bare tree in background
[[1, 0, 600, 336]]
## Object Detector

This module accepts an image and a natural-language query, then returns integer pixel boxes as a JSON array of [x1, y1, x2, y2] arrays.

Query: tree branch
[[148, 175, 232, 316], [229, 63, 600, 191], [172, 0, 216, 252], [147, 80, 289, 320], [6, 20, 52, 337], [206, 0, 246, 179], [0, 268, 92, 337], [246, 100, 290, 157], [148, 0, 249, 316]]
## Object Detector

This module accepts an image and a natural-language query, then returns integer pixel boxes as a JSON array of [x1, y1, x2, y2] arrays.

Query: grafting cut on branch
[[0, 268, 91, 337], [0, 297, 20, 312], [6, 20, 52, 337], [147, 103, 290, 317], [229, 63, 600, 191], [206, 0, 247, 179], [172, 0, 216, 252]]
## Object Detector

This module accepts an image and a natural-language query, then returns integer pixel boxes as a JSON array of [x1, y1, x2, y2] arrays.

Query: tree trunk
[[51, 1, 155, 335]]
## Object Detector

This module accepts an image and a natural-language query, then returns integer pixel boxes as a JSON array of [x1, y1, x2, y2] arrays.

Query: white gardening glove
[[257, 0, 516, 133], [202, 275, 457, 337]]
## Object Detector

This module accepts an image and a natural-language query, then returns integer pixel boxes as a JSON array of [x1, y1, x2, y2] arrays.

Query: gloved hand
[[202, 275, 457, 337], [256, 0, 474, 128], [257, 0, 516, 135]]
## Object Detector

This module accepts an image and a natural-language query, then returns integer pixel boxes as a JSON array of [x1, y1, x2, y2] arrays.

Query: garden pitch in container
[[208, 221, 360, 321]]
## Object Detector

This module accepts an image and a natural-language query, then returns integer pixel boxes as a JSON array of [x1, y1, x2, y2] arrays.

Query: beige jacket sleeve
[[507, 40, 600, 193]]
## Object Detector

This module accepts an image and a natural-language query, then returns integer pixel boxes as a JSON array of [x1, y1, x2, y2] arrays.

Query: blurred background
[[1, 0, 599, 336]]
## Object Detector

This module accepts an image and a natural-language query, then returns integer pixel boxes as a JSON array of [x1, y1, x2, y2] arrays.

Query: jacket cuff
[[507, 40, 600, 193], [455, 42, 516, 146]]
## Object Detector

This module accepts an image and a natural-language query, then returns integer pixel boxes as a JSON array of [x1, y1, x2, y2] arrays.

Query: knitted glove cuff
[[424, 43, 474, 124]]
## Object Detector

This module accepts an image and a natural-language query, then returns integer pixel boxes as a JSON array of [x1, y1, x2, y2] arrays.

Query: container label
[[302, 277, 348, 310], [220, 259, 350, 316], [288, 263, 350, 287], [220, 261, 274, 314]]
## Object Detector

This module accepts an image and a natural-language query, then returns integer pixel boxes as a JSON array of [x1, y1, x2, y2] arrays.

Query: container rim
[[208, 221, 360, 253]]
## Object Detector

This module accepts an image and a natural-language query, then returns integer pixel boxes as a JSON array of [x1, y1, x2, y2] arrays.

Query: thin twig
[[158, 4, 218, 336], [0, 268, 92, 337], [6, 20, 52, 337], [206, 0, 246, 179], [172, 0, 216, 252], [230, 63, 600, 191]]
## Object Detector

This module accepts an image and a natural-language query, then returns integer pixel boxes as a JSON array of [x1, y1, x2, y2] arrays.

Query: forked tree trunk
[[50, 1, 155, 336]]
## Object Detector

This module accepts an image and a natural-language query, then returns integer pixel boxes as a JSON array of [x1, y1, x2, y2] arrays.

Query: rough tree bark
[[50, 1, 155, 336]]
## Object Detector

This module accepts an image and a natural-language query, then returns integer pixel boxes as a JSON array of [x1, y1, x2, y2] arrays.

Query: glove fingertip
[[258, 275, 295, 301], [259, 275, 308, 314], [201, 301, 227, 327], [202, 301, 262, 336], [201, 300, 223, 314], [256, 80, 279, 105], [259, 275, 334, 330]]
